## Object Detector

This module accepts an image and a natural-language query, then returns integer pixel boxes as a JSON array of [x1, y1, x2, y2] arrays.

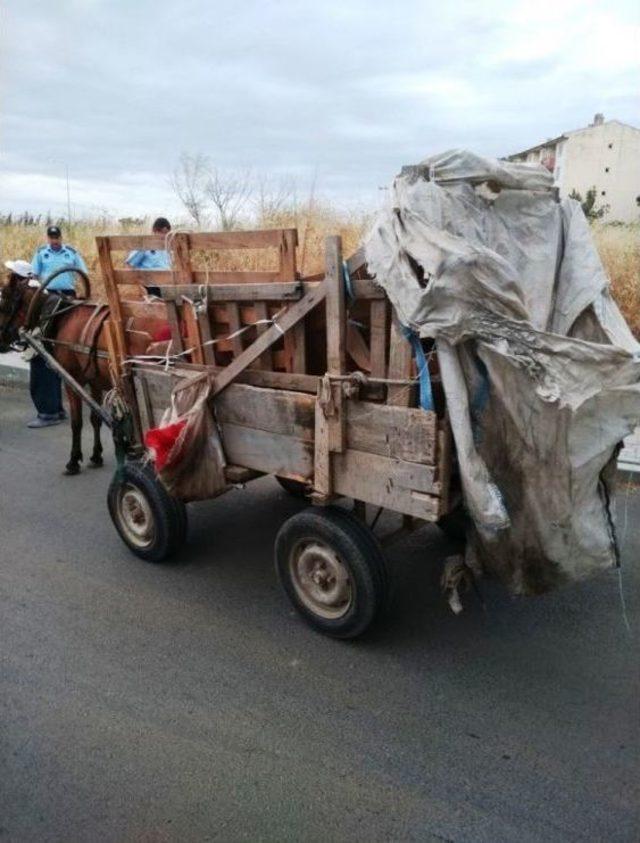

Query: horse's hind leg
[[65, 387, 83, 475], [89, 387, 103, 468]]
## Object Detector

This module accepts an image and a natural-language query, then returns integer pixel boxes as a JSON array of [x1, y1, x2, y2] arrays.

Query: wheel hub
[[290, 541, 352, 619], [118, 484, 155, 548]]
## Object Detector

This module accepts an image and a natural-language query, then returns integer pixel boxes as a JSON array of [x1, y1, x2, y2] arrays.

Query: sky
[[1, 0, 639, 219]]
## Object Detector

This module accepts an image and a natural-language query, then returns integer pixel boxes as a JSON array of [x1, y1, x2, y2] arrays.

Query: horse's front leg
[[64, 387, 83, 475], [89, 388, 103, 467]]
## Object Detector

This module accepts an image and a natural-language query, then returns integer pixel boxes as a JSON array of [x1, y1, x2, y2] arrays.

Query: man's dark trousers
[[30, 356, 63, 417]]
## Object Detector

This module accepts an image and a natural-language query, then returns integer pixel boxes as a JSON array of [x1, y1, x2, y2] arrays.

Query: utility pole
[[66, 164, 72, 224]]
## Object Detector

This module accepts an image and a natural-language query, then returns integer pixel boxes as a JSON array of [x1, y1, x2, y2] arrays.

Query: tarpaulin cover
[[365, 149, 640, 594]]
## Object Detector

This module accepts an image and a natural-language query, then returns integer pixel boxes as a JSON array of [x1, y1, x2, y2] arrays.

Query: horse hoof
[[89, 457, 104, 468], [64, 464, 81, 476]]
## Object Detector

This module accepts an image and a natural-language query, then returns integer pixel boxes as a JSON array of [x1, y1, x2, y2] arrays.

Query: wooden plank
[[113, 269, 282, 286], [225, 303, 244, 357], [225, 465, 263, 484], [386, 314, 413, 406], [96, 237, 126, 371], [165, 301, 184, 354], [212, 384, 437, 463], [277, 228, 298, 281], [369, 300, 387, 379], [183, 304, 204, 365], [103, 234, 167, 250], [133, 363, 319, 394], [214, 384, 315, 442], [325, 236, 346, 376], [314, 396, 332, 498], [324, 235, 346, 456], [157, 282, 303, 302], [351, 278, 385, 300], [189, 228, 297, 250], [290, 322, 306, 372], [210, 282, 327, 397], [220, 423, 313, 481], [198, 308, 216, 365], [346, 246, 366, 276], [332, 450, 440, 520], [171, 232, 194, 283], [253, 301, 272, 369]]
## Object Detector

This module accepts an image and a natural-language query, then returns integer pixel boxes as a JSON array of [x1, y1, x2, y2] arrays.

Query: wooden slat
[[332, 450, 440, 520], [198, 308, 216, 365], [210, 283, 327, 397], [386, 314, 413, 406], [165, 301, 184, 354], [171, 232, 194, 284], [102, 234, 167, 250], [182, 304, 204, 365], [323, 235, 346, 455], [220, 423, 313, 481], [253, 302, 272, 369], [96, 237, 126, 371], [157, 282, 303, 302], [188, 229, 297, 250], [225, 303, 244, 357], [277, 229, 298, 281], [135, 364, 319, 395], [112, 269, 282, 285], [314, 396, 331, 498], [369, 300, 387, 379]]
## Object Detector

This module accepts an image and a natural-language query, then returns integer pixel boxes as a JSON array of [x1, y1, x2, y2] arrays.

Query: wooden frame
[[98, 227, 452, 522]]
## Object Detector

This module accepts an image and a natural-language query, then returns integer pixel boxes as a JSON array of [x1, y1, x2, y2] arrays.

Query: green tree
[[569, 187, 609, 220]]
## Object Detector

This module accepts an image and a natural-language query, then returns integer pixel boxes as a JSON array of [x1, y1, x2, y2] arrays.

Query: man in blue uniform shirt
[[32, 224, 88, 292], [126, 217, 172, 270], [27, 225, 88, 428]]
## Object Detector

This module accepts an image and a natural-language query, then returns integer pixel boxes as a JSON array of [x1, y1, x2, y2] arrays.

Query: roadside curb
[[0, 362, 29, 388]]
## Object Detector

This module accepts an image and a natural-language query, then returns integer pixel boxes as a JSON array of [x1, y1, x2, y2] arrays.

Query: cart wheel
[[107, 462, 187, 563], [275, 506, 388, 639], [437, 505, 468, 545], [276, 476, 309, 500]]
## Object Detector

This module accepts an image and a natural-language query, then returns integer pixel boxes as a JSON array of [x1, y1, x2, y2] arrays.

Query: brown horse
[[0, 274, 166, 475]]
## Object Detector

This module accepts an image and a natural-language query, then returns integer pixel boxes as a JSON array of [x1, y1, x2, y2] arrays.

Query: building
[[507, 115, 640, 222]]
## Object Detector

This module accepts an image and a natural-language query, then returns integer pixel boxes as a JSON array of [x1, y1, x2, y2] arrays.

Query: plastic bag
[[145, 373, 227, 501]]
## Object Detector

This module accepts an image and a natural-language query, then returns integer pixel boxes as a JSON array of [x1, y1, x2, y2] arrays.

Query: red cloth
[[144, 420, 187, 471], [151, 324, 172, 343]]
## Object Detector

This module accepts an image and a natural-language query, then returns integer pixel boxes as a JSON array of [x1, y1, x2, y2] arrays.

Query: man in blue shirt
[[126, 217, 172, 270], [27, 225, 88, 428], [31, 224, 88, 291]]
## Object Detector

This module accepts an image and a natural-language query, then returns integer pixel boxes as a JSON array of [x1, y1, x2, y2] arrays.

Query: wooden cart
[[97, 228, 458, 638]]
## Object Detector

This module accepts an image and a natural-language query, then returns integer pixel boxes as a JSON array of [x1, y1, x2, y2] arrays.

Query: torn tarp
[[365, 149, 640, 595]]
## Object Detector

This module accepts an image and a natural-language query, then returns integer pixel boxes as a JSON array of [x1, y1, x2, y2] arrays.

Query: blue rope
[[342, 260, 355, 302], [401, 326, 434, 412]]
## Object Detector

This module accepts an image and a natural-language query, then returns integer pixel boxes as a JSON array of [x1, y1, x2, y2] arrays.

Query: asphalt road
[[1, 386, 638, 842]]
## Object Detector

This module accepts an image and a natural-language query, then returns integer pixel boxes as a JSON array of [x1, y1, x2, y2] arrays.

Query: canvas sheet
[[365, 149, 640, 594]]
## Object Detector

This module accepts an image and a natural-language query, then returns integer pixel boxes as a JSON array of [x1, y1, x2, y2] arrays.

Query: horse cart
[[48, 229, 458, 638]]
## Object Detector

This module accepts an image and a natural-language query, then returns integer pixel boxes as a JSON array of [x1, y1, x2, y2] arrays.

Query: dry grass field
[[1, 212, 638, 334]]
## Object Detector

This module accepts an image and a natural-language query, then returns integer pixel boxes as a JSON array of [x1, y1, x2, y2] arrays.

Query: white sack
[[365, 149, 640, 594]]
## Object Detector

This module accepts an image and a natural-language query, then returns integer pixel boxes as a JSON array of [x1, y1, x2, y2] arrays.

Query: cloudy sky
[[2, 0, 638, 218]]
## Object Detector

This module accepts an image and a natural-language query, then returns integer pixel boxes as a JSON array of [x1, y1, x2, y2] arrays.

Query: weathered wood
[[252, 302, 272, 369], [197, 307, 216, 365], [171, 232, 194, 284], [165, 301, 185, 354], [220, 423, 313, 481], [277, 228, 298, 281], [369, 300, 388, 379], [325, 236, 346, 376], [113, 269, 282, 286], [189, 229, 298, 250], [314, 396, 332, 498], [346, 246, 366, 276], [156, 282, 303, 302], [332, 450, 440, 520], [214, 384, 314, 442], [96, 237, 127, 370], [347, 402, 437, 464], [224, 465, 263, 484], [386, 314, 413, 406], [182, 304, 204, 365], [225, 302, 244, 357], [210, 283, 327, 397], [102, 234, 167, 250]]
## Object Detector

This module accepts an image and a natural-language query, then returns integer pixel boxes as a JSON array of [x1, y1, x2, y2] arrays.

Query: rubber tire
[[275, 506, 388, 639], [107, 461, 187, 563], [276, 476, 309, 500], [437, 505, 468, 545]]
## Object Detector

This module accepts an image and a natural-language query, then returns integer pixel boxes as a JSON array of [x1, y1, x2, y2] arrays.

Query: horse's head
[[0, 274, 36, 352]]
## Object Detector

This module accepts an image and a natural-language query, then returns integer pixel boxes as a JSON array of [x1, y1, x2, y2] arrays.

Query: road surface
[[1, 386, 638, 842]]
